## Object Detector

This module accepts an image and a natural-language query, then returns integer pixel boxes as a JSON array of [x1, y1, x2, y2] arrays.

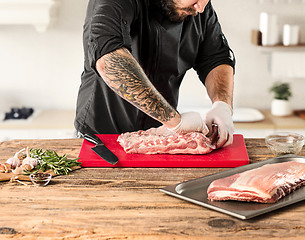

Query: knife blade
[[83, 133, 118, 165]]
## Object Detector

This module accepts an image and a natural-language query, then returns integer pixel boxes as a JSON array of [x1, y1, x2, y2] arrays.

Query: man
[[75, 0, 235, 148]]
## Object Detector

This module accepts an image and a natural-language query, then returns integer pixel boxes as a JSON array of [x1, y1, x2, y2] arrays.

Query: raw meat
[[117, 129, 216, 154], [207, 161, 305, 203]]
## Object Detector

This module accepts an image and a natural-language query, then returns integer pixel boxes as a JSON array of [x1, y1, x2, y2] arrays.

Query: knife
[[83, 133, 118, 165]]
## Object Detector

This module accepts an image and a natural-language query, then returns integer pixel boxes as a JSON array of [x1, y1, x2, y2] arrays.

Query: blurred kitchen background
[[1, 0, 305, 140]]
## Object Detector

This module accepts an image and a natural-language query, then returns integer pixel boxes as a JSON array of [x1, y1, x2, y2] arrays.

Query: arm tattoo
[[100, 48, 177, 123]]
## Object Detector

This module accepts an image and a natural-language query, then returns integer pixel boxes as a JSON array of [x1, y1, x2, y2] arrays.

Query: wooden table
[[0, 138, 305, 239]]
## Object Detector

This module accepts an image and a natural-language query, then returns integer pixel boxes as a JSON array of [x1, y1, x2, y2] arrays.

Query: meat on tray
[[117, 129, 216, 154], [207, 161, 305, 203]]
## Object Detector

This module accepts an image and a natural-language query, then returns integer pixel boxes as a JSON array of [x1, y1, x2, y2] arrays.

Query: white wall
[[180, 0, 305, 110], [0, 0, 87, 111], [0, 0, 305, 113]]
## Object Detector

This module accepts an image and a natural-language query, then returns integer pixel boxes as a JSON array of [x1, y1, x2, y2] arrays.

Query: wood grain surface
[[0, 138, 305, 240]]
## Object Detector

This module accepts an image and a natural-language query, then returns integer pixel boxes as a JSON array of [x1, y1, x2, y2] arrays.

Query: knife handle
[[83, 133, 104, 146]]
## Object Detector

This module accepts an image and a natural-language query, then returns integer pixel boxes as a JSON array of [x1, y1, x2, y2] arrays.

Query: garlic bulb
[[22, 147, 38, 169], [6, 156, 21, 169], [6, 148, 26, 169]]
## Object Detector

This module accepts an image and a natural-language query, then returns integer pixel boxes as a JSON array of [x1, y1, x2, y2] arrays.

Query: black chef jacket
[[75, 0, 235, 135]]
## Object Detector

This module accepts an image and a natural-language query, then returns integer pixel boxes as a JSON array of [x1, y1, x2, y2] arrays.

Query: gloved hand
[[145, 125, 175, 137], [204, 101, 234, 148], [170, 112, 209, 135]]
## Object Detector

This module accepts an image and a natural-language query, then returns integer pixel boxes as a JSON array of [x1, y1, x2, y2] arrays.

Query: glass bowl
[[265, 132, 305, 156], [30, 173, 52, 186]]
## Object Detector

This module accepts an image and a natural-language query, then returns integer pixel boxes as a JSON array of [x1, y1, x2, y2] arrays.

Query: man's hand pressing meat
[[149, 112, 208, 136], [169, 112, 209, 135], [204, 101, 234, 149]]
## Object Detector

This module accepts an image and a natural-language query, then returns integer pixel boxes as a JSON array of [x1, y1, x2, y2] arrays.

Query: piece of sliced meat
[[117, 129, 216, 155], [207, 161, 305, 203]]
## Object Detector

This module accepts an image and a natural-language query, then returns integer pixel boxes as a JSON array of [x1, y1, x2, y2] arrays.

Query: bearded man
[[75, 0, 236, 148]]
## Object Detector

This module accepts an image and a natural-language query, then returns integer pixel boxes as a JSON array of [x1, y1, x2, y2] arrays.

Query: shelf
[[257, 44, 305, 53], [0, 0, 60, 32], [258, 0, 305, 4]]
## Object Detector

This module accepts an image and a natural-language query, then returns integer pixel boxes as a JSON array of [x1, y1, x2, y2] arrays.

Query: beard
[[155, 0, 198, 23]]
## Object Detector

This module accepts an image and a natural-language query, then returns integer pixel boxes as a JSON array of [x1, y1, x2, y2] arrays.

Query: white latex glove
[[170, 112, 209, 135], [145, 125, 175, 137], [204, 101, 234, 148]]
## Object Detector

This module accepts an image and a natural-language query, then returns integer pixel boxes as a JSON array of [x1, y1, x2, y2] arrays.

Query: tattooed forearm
[[96, 47, 179, 124]]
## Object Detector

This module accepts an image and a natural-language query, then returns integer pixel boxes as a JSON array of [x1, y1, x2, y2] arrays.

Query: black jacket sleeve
[[193, 2, 235, 84], [86, 0, 138, 73]]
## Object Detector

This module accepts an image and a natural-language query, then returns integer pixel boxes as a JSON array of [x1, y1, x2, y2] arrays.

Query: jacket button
[[122, 19, 127, 25]]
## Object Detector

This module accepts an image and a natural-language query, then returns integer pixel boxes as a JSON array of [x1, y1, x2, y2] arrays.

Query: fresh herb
[[24, 148, 81, 175]]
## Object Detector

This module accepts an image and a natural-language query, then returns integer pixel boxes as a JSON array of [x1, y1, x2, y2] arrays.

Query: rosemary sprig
[[25, 148, 81, 175]]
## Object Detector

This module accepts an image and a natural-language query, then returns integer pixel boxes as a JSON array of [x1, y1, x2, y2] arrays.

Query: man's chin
[[167, 10, 199, 23], [167, 13, 189, 23]]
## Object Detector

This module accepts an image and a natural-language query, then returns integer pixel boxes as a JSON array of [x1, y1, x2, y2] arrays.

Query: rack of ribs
[[117, 129, 216, 155], [207, 161, 305, 203]]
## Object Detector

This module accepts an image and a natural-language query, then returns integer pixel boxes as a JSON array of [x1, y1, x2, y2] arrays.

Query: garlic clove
[[22, 147, 38, 169], [22, 164, 33, 171], [12, 166, 24, 175], [0, 164, 6, 173], [0, 163, 12, 173], [4, 163, 11, 172]]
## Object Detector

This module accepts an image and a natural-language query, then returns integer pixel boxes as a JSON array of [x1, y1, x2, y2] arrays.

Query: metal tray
[[160, 155, 305, 220]]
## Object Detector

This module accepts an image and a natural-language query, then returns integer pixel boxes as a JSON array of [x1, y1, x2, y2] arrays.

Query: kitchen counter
[[0, 138, 305, 239], [234, 110, 305, 129], [234, 110, 305, 138], [1, 109, 305, 140], [0, 110, 75, 129], [0, 110, 76, 141]]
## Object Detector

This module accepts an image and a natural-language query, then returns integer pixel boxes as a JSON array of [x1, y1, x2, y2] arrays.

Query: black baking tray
[[160, 155, 305, 220]]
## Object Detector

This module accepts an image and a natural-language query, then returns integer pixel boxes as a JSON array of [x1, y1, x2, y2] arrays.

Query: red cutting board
[[78, 134, 249, 168]]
